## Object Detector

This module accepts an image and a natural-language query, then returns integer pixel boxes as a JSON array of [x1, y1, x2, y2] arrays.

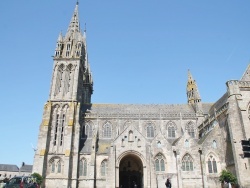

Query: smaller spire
[[66, 3, 80, 36], [187, 69, 194, 82], [186, 70, 201, 104], [57, 31, 63, 42], [241, 64, 250, 81]]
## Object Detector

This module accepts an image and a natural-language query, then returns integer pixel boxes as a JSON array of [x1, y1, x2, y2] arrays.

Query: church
[[33, 3, 250, 188]]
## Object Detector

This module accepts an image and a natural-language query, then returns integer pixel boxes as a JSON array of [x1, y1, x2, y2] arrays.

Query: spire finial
[[76, 0, 79, 5], [65, 1, 80, 36]]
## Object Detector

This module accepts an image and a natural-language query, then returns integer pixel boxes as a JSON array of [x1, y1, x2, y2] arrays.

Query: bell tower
[[186, 70, 202, 114], [50, 2, 93, 103], [33, 3, 93, 187]]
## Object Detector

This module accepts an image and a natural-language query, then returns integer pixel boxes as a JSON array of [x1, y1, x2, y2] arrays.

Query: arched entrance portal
[[119, 154, 143, 188]]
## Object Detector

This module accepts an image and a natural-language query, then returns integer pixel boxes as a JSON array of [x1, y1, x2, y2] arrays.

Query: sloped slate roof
[[88, 104, 195, 114], [84, 103, 214, 119], [80, 138, 112, 154], [0, 164, 19, 172], [198, 130, 212, 144], [97, 139, 111, 154], [19, 165, 32, 172], [80, 139, 92, 154], [202, 103, 214, 114], [208, 93, 228, 115]]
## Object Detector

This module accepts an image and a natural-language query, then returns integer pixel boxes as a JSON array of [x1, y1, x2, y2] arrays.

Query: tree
[[31, 172, 43, 185], [219, 169, 237, 185]]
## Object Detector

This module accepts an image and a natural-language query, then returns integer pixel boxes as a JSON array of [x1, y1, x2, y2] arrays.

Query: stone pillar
[[70, 103, 81, 188], [174, 150, 182, 188], [33, 102, 52, 178]]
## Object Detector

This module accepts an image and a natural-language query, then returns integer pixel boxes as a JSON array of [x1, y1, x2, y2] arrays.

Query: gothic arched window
[[64, 64, 73, 94], [182, 154, 194, 171], [57, 161, 61, 173], [103, 122, 112, 138], [59, 105, 68, 146], [185, 139, 190, 148], [212, 140, 217, 149], [155, 154, 165, 172], [55, 64, 64, 96], [79, 159, 87, 176], [157, 141, 161, 148], [167, 121, 176, 138], [54, 113, 59, 146], [146, 123, 154, 138], [186, 121, 195, 138], [51, 161, 55, 173], [49, 157, 62, 174], [60, 114, 65, 146], [52, 105, 61, 146], [101, 160, 107, 176], [84, 122, 93, 139], [77, 43, 81, 49], [208, 155, 218, 173]]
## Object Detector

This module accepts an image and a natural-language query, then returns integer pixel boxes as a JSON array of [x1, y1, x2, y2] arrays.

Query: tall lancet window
[[208, 155, 218, 173], [54, 114, 59, 146], [59, 105, 68, 146], [182, 154, 194, 171], [79, 159, 87, 176], [66, 43, 71, 57], [60, 114, 65, 146], [76, 42, 81, 57], [103, 122, 112, 138], [51, 161, 55, 173], [185, 140, 190, 148], [167, 121, 176, 138], [84, 121, 93, 139], [212, 140, 217, 149], [49, 157, 63, 174], [155, 153, 165, 172], [53, 105, 60, 146], [55, 64, 64, 96], [146, 123, 154, 138], [64, 64, 73, 95], [101, 160, 107, 176], [57, 161, 61, 173], [186, 121, 195, 138]]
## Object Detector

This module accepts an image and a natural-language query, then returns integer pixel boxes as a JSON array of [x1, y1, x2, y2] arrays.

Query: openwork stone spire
[[186, 70, 201, 104], [66, 3, 80, 35]]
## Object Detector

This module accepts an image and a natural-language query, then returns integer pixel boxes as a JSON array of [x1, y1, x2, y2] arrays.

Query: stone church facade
[[33, 3, 250, 188]]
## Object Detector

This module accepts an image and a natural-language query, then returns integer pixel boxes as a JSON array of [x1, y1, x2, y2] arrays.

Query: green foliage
[[31, 172, 43, 185], [219, 169, 237, 185]]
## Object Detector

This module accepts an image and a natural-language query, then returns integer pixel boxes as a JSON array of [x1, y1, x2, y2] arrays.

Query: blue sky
[[1, 0, 250, 166]]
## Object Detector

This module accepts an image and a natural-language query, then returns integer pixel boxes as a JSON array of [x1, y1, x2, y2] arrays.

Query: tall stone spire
[[186, 70, 201, 104], [66, 2, 80, 35], [52, 2, 93, 102]]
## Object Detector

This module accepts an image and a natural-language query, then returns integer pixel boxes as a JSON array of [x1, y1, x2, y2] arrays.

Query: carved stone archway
[[119, 154, 143, 188]]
